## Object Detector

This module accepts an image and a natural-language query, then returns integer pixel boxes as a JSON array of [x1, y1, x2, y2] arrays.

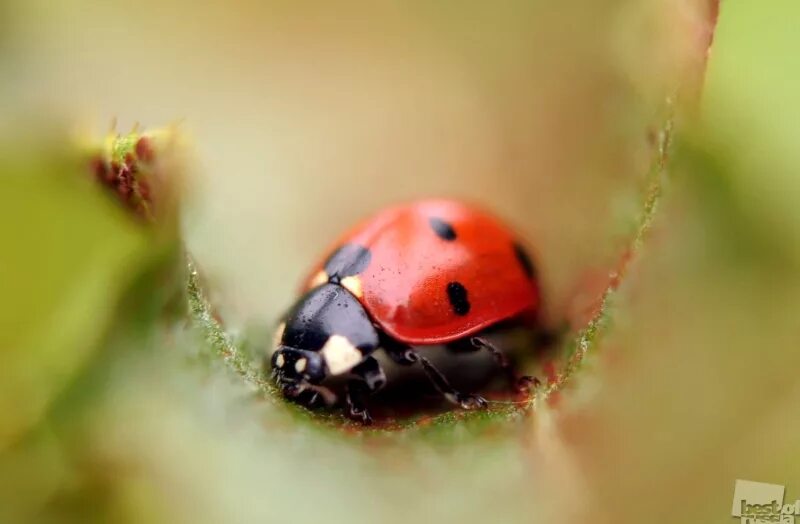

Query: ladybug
[[268, 199, 541, 423]]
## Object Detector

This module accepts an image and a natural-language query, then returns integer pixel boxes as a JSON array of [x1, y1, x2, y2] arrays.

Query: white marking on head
[[270, 322, 286, 355], [340, 275, 363, 298], [309, 270, 328, 289], [275, 353, 285, 368], [320, 335, 362, 375], [294, 358, 307, 373]]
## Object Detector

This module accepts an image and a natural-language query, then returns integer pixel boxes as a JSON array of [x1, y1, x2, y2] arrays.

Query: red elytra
[[303, 199, 540, 345]]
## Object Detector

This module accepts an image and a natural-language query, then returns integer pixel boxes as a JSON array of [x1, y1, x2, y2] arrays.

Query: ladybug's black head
[[270, 283, 379, 389]]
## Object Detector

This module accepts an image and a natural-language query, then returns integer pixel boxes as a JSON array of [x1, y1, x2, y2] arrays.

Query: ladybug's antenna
[[299, 382, 338, 407]]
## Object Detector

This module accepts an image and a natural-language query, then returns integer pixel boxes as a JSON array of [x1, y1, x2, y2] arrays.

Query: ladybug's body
[[270, 199, 540, 423]]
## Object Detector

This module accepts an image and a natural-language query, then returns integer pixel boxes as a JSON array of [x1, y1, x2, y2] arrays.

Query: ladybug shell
[[303, 199, 540, 345]]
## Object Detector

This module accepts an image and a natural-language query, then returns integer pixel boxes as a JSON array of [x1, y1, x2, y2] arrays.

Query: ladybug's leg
[[351, 355, 387, 391], [379, 333, 418, 365], [345, 381, 373, 425], [467, 336, 539, 393], [416, 354, 488, 410], [382, 341, 487, 410], [344, 356, 386, 425]]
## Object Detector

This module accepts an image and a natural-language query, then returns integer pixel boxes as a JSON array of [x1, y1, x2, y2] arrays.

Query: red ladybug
[[269, 199, 540, 423]]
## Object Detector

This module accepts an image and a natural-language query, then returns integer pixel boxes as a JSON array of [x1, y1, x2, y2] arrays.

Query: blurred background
[[2, 0, 800, 523]]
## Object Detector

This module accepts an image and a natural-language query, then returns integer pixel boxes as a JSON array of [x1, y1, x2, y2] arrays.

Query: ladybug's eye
[[302, 353, 326, 382]]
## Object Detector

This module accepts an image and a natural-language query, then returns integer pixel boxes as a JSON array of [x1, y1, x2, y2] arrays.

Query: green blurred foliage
[[0, 130, 185, 522], [699, 0, 800, 261], [0, 143, 149, 448]]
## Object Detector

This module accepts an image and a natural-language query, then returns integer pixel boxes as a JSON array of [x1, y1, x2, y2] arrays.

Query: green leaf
[[0, 141, 151, 448], [700, 0, 800, 258]]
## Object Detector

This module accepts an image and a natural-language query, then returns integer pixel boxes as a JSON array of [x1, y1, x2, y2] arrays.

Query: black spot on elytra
[[513, 243, 536, 279], [446, 281, 470, 316], [324, 244, 371, 282], [428, 217, 457, 241]]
